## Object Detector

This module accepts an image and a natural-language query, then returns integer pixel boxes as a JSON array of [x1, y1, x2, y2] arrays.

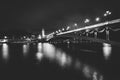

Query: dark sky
[[0, 0, 120, 34]]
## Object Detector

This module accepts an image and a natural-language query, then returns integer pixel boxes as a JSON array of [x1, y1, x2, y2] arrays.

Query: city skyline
[[0, 0, 120, 33]]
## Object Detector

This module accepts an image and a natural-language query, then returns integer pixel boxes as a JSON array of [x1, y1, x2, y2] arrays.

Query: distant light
[[58, 29, 61, 32], [104, 10, 111, 16], [62, 28, 65, 31], [95, 17, 100, 22], [106, 11, 110, 14], [38, 35, 41, 39], [84, 19, 90, 23], [66, 26, 70, 30], [108, 12, 111, 15], [74, 23, 77, 26], [104, 13, 107, 17], [56, 31, 58, 33], [4, 36, 7, 39]]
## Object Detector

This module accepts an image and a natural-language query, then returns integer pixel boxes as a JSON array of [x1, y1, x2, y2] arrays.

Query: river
[[0, 42, 119, 80]]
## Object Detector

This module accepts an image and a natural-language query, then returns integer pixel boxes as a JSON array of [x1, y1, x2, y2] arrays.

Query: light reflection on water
[[36, 43, 103, 80], [0, 42, 104, 80], [2, 43, 9, 61], [36, 43, 43, 61], [23, 43, 29, 56], [103, 43, 112, 60]]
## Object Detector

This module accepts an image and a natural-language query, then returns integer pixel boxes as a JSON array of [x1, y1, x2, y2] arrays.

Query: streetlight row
[[52, 10, 112, 35]]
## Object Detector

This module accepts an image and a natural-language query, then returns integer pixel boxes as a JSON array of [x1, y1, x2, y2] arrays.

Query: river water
[[0, 42, 119, 80]]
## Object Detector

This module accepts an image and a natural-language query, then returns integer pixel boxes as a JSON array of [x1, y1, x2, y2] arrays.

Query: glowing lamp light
[[74, 23, 78, 26], [66, 26, 70, 30], [56, 31, 58, 33], [85, 19, 90, 23], [58, 29, 61, 32], [38, 35, 42, 39], [104, 11, 111, 16], [108, 12, 111, 15], [62, 28, 65, 31], [104, 13, 107, 16], [95, 17, 100, 22], [4, 36, 7, 39], [106, 11, 109, 14]]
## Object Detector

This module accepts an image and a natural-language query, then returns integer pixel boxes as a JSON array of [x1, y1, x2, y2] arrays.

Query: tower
[[42, 28, 45, 38]]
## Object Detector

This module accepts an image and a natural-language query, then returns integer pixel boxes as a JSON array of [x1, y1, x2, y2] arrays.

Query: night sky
[[0, 0, 120, 34]]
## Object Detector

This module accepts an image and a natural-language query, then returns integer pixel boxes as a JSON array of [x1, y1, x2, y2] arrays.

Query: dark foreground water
[[0, 42, 119, 80]]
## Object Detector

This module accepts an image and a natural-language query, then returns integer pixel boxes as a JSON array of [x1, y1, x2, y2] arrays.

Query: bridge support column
[[106, 30, 110, 40], [94, 32, 97, 39]]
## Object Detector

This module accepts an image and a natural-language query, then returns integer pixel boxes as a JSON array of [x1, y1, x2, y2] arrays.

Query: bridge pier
[[106, 30, 110, 41], [105, 27, 110, 41]]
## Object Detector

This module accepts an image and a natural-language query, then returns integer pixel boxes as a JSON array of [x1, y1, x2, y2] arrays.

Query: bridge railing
[[56, 19, 120, 36], [46, 19, 120, 41]]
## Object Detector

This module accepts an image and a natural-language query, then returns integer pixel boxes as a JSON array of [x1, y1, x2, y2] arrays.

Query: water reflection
[[2, 43, 9, 61], [36, 43, 103, 80], [43, 43, 56, 60], [36, 43, 43, 61], [36, 43, 72, 66], [103, 43, 112, 60], [23, 43, 29, 56], [56, 50, 72, 67]]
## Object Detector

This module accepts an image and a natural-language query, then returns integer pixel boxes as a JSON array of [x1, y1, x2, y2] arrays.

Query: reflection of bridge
[[46, 19, 120, 46]]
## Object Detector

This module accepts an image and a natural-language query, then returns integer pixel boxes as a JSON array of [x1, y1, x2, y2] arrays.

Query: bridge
[[45, 18, 120, 46]]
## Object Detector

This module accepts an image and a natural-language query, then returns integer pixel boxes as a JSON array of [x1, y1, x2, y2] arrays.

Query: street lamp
[[58, 29, 61, 32], [104, 13, 107, 17], [104, 10, 111, 17], [4, 36, 7, 39], [74, 23, 77, 26], [95, 17, 100, 22], [56, 31, 58, 33], [84, 19, 90, 23]]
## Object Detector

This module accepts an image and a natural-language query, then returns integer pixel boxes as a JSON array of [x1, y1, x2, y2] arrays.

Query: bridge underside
[[49, 34, 120, 47]]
